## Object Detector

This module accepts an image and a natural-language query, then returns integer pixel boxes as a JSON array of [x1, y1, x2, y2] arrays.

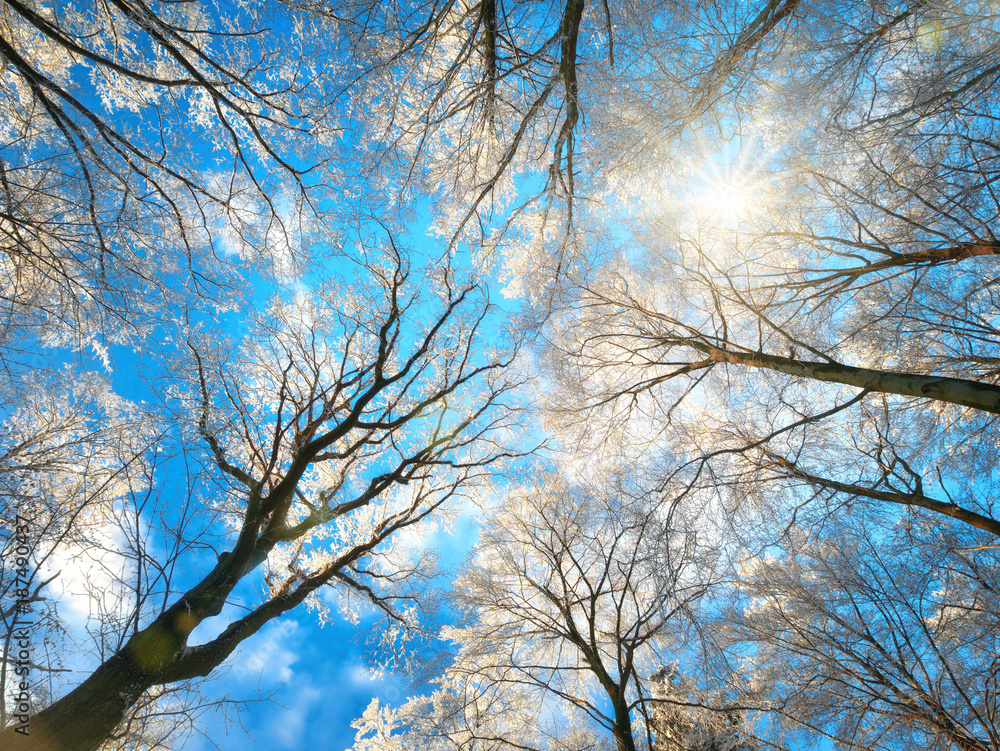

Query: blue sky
[[184, 508, 482, 751], [153, 505, 477, 751], [17, 197, 498, 748]]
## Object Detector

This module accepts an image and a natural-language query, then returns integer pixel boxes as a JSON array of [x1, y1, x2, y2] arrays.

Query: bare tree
[[726, 514, 1000, 751], [517, 6, 1000, 747], [0, 250, 522, 751], [0, 0, 341, 358], [352, 469, 715, 751], [533, 0, 1000, 537], [6, 2, 1000, 750]]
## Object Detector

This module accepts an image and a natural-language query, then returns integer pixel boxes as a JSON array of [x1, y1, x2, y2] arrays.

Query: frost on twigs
[[729, 517, 1000, 750], [350, 464, 718, 751], [0, 0, 340, 359], [154, 251, 524, 672]]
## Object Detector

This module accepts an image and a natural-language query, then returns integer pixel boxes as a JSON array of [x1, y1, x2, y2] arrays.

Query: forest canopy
[[1, 0, 999, 750]]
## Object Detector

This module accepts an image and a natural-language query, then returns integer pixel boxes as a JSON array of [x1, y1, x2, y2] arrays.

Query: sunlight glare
[[696, 175, 749, 223], [684, 136, 768, 227]]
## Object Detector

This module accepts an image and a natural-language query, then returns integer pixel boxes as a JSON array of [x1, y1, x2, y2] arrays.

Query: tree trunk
[[697, 345, 1000, 414], [0, 635, 171, 751], [612, 696, 638, 751], [0, 553, 250, 751]]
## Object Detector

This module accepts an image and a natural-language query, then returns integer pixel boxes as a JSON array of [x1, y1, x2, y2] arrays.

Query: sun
[[685, 136, 766, 226], [696, 175, 749, 223]]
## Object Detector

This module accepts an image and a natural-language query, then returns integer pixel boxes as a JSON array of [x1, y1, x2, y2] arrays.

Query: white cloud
[[41, 522, 130, 632], [230, 619, 301, 684], [272, 683, 323, 747]]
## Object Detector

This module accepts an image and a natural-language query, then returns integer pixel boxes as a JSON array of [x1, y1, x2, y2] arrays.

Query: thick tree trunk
[[0, 633, 172, 751], [696, 345, 1000, 415], [0, 522, 356, 750], [611, 696, 638, 751], [0, 552, 253, 751]]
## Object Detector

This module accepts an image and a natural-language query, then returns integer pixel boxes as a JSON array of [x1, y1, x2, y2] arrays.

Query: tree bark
[[693, 344, 1000, 415], [768, 453, 1000, 536], [611, 695, 638, 751], [0, 624, 178, 751], [0, 548, 255, 751]]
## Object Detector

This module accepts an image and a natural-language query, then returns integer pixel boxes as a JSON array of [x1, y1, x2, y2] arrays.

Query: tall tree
[[537, 1, 1000, 536], [727, 514, 1000, 751], [352, 470, 715, 751], [519, 3, 1000, 746], [6, 1, 1000, 748], [0, 0, 341, 359], [0, 252, 522, 751]]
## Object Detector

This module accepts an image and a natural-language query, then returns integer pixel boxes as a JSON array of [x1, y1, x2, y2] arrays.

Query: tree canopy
[[2, 0, 1000, 750]]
